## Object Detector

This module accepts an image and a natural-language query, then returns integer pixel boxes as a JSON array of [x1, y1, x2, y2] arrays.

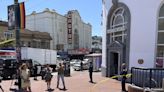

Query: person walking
[[20, 63, 31, 92], [120, 63, 127, 92], [44, 64, 52, 90], [89, 61, 93, 83], [56, 63, 66, 90]]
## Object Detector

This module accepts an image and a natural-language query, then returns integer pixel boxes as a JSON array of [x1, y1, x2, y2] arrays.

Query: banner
[[8, 2, 25, 30], [8, 4, 16, 30]]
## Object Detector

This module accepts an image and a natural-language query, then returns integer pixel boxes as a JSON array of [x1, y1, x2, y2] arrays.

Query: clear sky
[[0, 0, 102, 36]]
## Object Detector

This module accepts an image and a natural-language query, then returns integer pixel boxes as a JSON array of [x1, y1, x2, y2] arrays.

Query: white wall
[[71, 10, 92, 50], [26, 10, 67, 50], [122, 0, 162, 68], [102, 0, 112, 68], [102, 0, 164, 68]]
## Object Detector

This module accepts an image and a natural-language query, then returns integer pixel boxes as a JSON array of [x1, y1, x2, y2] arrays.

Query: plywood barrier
[[128, 84, 144, 92]]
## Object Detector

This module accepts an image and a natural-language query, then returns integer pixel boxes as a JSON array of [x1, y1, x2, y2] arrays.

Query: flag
[[19, 2, 25, 30]]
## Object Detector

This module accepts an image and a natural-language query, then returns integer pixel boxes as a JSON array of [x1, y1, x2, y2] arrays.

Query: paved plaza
[[0, 70, 125, 92]]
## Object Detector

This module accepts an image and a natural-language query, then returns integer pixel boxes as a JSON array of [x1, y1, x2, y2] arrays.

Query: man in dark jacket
[[33, 65, 38, 80], [89, 61, 93, 83], [120, 63, 127, 92]]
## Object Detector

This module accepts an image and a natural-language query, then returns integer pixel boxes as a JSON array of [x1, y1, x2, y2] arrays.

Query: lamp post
[[14, 0, 22, 90]]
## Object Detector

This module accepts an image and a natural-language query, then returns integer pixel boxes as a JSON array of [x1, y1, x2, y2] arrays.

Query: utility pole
[[14, 0, 22, 90]]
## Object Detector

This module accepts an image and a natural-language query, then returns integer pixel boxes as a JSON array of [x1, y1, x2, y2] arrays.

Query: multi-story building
[[26, 9, 92, 58], [91, 36, 102, 53], [26, 8, 67, 51], [66, 10, 92, 56], [102, 0, 164, 77]]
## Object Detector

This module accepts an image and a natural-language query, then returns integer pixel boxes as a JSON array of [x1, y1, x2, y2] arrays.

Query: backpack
[[44, 68, 52, 81]]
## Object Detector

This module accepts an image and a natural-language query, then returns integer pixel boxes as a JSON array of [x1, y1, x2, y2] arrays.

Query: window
[[4, 31, 13, 40], [156, 4, 164, 68], [109, 7, 127, 43]]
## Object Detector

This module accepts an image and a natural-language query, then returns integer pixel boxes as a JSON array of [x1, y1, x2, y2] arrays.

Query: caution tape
[[0, 39, 15, 45], [90, 74, 132, 92]]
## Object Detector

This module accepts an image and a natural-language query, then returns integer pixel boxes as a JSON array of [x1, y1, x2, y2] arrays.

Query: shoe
[[63, 87, 66, 90]]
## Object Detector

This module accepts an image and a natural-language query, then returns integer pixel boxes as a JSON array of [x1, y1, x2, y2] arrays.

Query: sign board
[[138, 59, 144, 64], [67, 11, 72, 44], [107, 26, 126, 33]]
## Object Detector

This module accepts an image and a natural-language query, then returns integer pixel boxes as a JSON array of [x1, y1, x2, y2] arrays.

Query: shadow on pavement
[[89, 81, 97, 84], [45, 88, 55, 92], [59, 88, 68, 91]]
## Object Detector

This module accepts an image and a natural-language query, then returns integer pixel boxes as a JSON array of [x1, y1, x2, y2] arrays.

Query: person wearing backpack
[[44, 64, 52, 90]]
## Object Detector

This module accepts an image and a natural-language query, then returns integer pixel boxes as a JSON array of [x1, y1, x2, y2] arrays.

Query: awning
[[0, 39, 15, 45]]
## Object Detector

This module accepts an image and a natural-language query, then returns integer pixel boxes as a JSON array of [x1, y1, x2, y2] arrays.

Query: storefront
[[102, 0, 164, 77]]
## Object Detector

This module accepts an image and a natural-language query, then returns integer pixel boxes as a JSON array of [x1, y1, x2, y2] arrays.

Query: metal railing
[[131, 67, 164, 89]]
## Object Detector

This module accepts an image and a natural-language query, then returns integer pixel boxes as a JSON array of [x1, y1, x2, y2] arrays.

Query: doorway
[[110, 52, 119, 77]]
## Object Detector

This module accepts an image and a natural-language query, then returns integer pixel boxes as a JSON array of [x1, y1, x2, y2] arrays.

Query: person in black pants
[[33, 65, 38, 80], [80, 61, 83, 71], [120, 63, 127, 92], [89, 62, 93, 83]]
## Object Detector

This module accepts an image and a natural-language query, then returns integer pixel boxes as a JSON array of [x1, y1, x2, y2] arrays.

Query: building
[[0, 20, 15, 48], [0, 21, 13, 41], [20, 29, 52, 49], [91, 36, 102, 53], [26, 9, 92, 58], [102, 0, 164, 77], [0, 20, 51, 49], [66, 10, 92, 58]]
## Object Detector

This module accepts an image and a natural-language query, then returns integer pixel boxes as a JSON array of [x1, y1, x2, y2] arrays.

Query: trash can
[[63, 61, 70, 77]]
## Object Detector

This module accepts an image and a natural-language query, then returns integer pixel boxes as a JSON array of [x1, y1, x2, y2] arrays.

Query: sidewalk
[[1, 71, 123, 92]]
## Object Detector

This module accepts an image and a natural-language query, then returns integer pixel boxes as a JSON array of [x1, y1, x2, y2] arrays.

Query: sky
[[0, 0, 102, 36]]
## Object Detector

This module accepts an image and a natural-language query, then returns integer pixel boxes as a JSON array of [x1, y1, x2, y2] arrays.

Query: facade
[[66, 10, 92, 55], [26, 9, 92, 54], [0, 20, 15, 48], [26, 8, 67, 51], [0, 20, 51, 49], [20, 29, 52, 49], [102, 0, 164, 77], [91, 36, 102, 53], [0, 21, 14, 41]]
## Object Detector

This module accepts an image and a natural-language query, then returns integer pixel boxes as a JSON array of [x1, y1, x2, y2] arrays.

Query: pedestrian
[[41, 65, 46, 80], [80, 61, 83, 71], [56, 63, 66, 90], [89, 61, 93, 83], [120, 63, 127, 92], [33, 64, 38, 80], [20, 63, 31, 92], [44, 64, 52, 90]]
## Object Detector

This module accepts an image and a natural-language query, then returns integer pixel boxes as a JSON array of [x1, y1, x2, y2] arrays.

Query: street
[[0, 70, 123, 92]]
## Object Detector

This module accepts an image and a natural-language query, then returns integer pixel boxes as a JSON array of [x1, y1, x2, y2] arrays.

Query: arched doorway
[[156, 4, 164, 68], [106, 2, 131, 77]]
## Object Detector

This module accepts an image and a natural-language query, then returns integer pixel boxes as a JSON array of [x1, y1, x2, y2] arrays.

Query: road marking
[[90, 74, 132, 92]]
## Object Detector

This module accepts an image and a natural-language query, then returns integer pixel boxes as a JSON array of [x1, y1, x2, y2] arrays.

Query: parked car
[[73, 60, 89, 71]]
